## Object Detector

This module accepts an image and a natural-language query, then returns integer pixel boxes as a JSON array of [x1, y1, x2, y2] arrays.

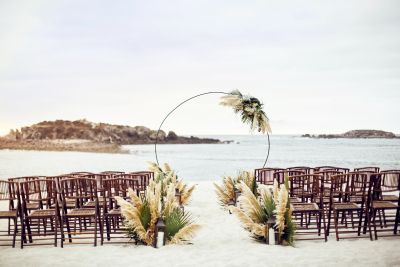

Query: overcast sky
[[0, 0, 399, 135]]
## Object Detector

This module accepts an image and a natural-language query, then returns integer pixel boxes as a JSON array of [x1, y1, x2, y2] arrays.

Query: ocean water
[[0, 135, 399, 181]]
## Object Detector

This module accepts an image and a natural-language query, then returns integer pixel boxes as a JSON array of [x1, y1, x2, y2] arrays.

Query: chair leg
[[8, 218, 11, 235], [373, 209, 378, 240], [60, 217, 64, 248], [357, 209, 363, 236], [321, 209, 327, 242], [65, 217, 72, 243], [98, 213, 103, 246], [106, 215, 111, 241], [394, 208, 399, 234], [334, 210, 339, 241], [12, 217, 17, 248], [327, 205, 332, 236], [94, 216, 98, 247], [21, 216, 25, 249], [54, 216, 58, 247], [26, 218, 33, 243]]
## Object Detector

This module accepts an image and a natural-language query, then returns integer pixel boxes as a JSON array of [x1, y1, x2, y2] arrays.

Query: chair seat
[[107, 209, 121, 216], [67, 208, 96, 217], [29, 209, 55, 218], [289, 197, 302, 203], [51, 200, 76, 209], [332, 203, 360, 210], [372, 201, 398, 209], [382, 195, 399, 201], [26, 203, 40, 210], [348, 196, 364, 203], [316, 197, 331, 204], [291, 203, 319, 212], [84, 200, 104, 208], [0, 210, 17, 218]]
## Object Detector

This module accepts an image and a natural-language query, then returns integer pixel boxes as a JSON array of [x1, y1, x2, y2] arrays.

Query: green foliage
[[261, 192, 275, 220], [282, 208, 296, 246], [251, 175, 258, 195], [164, 208, 192, 240], [140, 201, 152, 230]]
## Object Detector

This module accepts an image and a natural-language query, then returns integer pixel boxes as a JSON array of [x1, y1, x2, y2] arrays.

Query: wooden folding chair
[[289, 174, 327, 241], [327, 173, 373, 241], [101, 178, 140, 245], [59, 178, 102, 247], [0, 181, 19, 248], [19, 179, 59, 248], [369, 172, 399, 239]]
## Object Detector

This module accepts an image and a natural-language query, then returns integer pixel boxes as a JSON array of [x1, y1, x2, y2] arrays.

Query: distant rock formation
[[0, 119, 222, 153], [2, 119, 221, 144], [302, 129, 398, 139]]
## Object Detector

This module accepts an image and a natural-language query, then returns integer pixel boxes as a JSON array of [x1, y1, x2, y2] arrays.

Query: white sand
[[1, 181, 399, 267]]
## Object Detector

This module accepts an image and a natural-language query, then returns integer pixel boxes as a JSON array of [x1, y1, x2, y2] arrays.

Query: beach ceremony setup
[[1, 1, 400, 266]]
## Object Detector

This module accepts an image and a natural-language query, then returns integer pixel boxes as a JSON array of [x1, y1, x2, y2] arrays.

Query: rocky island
[[302, 129, 398, 139], [0, 119, 221, 153]]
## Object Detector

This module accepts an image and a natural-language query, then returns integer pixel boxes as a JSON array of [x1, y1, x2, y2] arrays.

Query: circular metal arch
[[154, 91, 271, 168]]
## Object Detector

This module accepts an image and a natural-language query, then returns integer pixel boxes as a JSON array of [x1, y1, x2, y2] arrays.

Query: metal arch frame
[[154, 91, 271, 168]]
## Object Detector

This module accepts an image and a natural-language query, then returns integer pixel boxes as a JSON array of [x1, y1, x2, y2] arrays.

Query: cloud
[[0, 0, 399, 135]]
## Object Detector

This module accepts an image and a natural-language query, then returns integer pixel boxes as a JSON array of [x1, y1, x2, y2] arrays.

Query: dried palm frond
[[241, 170, 257, 195], [214, 182, 233, 205], [168, 224, 201, 244], [220, 90, 243, 107], [128, 187, 143, 209], [231, 207, 266, 237], [236, 182, 265, 223], [214, 176, 236, 206], [274, 185, 288, 235], [163, 183, 179, 217], [115, 196, 153, 245], [181, 185, 195, 205], [147, 161, 195, 205]]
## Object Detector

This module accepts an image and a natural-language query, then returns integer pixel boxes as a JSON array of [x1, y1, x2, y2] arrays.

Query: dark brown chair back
[[59, 178, 98, 209], [254, 168, 285, 185], [354, 167, 380, 173]]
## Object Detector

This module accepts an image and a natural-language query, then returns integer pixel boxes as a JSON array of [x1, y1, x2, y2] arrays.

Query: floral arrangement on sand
[[148, 162, 196, 205], [115, 163, 200, 246], [220, 90, 271, 134], [231, 178, 295, 246], [214, 171, 257, 206]]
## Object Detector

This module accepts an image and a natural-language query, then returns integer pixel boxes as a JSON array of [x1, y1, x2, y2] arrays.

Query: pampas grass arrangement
[[115, 162, 200, 246], [115, 182, 201, 246], [220, 90, 271, 134], [148, 162, 196, 205], [232, 178, 296, 246], [214, 171, 257, 206]]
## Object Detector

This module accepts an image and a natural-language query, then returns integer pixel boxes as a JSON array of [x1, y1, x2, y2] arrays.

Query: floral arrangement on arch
[[220, 89, 271, 134]]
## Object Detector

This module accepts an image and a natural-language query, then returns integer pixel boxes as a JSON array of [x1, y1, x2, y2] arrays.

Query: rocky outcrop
[[0, 119, 222, 153], [302, 129, 398, 139], [2, 119, 221, 145]]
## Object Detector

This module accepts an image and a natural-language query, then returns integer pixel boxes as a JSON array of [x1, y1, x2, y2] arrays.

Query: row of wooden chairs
[[254, 166, 400, 242], [0, 171, 153, 248]]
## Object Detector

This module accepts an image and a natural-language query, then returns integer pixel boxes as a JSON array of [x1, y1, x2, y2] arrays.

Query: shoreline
[[0, 139, 232, 154]]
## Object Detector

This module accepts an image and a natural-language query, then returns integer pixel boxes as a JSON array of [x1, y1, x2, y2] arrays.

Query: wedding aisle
[[0, 181, 399, 267]]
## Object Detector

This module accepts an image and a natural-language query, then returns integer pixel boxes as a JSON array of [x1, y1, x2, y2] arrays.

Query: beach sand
[[0, 181, 399, 267]]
